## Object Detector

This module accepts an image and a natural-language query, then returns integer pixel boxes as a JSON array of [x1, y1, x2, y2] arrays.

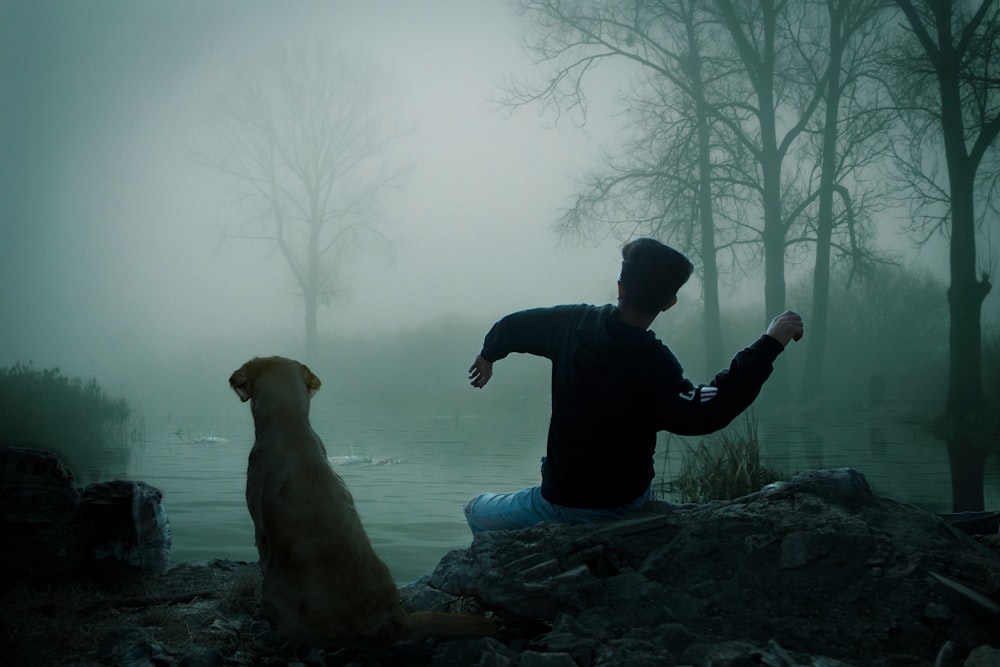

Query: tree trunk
[[716, 0, 790, 395], [691, 54, 724, 373], [803, 2, 845, 401], [947, 437, 989, 512], [942, 176, 991, 511], [304, 292, 318, 365], [304, 206, 322, 365], [945, 176, 989, 418], [938, 51, 992, 511], [700, 223, 724, 374], [757, 6, 789, 397], [761, 129, 788, 396]]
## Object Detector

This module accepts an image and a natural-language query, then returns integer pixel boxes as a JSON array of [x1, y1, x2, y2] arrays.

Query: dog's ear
[[299, 363, 321, 397], [229, 367, 253, 402]]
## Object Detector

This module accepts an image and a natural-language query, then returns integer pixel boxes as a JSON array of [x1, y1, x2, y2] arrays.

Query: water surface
[[75, 401, 998, 584]]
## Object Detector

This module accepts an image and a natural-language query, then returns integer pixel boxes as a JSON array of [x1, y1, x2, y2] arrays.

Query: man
[[464, 238, 803, 534]]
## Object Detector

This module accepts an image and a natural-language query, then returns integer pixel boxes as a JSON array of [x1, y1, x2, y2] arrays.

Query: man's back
[[463, 237, 802, 533]]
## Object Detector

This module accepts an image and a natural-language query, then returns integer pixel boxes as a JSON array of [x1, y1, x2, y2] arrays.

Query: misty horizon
[[1, 0, 990, 412]]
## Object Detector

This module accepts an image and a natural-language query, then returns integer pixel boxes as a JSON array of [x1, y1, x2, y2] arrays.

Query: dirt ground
[[0, 559, 498, 667], [0, 560, 270, 666], [2, 536, 998, 667]]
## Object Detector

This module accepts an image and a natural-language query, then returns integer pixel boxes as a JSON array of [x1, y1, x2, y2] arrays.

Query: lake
[[74, 400, 998, 584]]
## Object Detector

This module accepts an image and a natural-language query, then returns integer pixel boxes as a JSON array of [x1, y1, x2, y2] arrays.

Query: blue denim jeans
[[464, 482, 655, 535]]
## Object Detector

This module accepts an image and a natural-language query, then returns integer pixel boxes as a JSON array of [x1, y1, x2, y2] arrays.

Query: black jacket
[[480, 303, 784, 508]]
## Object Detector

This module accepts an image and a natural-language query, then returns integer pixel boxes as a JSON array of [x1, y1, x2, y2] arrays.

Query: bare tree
[[548, 1, 743, 373], [799, 0, 897, 399], [712, 0, 832, 393], [890, 0, 1000, 511], [506, 1, 757, 374], [507, 0, 894, 390], [203, 47, 407, 362]]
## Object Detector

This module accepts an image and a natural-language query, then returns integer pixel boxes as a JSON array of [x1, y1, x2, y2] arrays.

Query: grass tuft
[[220, 569, 261, 615], [664, 413, 784, 503]]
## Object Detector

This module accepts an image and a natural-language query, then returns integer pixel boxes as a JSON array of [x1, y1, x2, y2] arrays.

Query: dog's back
[[231, 356, 494, 646], [255, 451, 406, 644]]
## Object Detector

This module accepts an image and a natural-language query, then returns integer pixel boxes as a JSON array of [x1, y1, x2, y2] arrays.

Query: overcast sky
[[1, 1, 632, 388]]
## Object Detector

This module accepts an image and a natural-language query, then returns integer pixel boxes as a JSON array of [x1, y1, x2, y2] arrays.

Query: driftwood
[[938, 511, 1000, 535]]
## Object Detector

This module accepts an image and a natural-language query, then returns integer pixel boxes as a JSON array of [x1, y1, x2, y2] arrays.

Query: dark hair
[[619, 238, 694, 313]]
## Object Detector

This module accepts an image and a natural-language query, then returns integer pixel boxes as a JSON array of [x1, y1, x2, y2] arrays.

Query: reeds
[[0, 362, 143, 475], [662, 412, 784, 503]]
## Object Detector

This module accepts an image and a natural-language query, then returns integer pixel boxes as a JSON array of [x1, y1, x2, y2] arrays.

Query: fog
[[1, 1, 629, 408], [5, 1, 1000, 577], [1, 1, 990, 415]]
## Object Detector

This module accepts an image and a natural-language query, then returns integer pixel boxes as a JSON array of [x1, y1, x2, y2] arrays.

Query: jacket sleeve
[[480, 306, 585, 362], [655, 335, 784, 436]]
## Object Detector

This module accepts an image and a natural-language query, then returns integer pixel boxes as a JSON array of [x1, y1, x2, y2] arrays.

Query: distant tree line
[[315, 264, 995, 414]]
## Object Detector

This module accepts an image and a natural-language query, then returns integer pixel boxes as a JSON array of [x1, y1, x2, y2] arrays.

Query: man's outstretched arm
[[657, 311, 804, 435], [467, 305, 588, 389]]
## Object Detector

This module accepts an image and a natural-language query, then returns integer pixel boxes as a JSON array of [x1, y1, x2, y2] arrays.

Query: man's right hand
[[765, 311, 804, 347], [469, 354, 494, 388]]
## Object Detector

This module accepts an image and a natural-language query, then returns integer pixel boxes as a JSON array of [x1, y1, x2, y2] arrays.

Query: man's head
[[618, 238, 694, 314]]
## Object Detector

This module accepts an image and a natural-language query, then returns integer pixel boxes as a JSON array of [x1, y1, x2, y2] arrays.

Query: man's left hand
[[469, 354, 493, 388]]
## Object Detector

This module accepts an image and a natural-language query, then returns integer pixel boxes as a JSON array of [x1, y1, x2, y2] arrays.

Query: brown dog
[[229, 356, 494, 646]]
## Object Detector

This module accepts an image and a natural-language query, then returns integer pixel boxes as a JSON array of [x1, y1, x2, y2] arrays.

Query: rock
[[533, 614, 605, 663], [178, 647, 228, 667], [428, 468, 1000, 665], [0, 446, 83, 583], [5, 466, 999, 667], [96, 627, 173, 667], [0, 445, 80, 518], [400, 574, 459, 611], [764, 466, 875, 509], [680, 640, 759, 667], [963, 645, 1000, 667], [518, 650, 578, 666], [79, 479, 172, 577], [432, 637, 516, 666], [778, 528, 843, 569], [936, 641, 960, 667], [0, 447, 172, 585]]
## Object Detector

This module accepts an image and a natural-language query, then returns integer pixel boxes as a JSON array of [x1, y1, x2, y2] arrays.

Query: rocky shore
[[2, 447, 998, 666]]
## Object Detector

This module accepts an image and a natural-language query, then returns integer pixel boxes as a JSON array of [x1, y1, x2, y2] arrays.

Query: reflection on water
[[329, 449, 406, 466], [82, 402, 998, 584]]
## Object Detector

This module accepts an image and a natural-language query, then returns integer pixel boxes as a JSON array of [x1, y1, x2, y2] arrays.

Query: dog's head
[[229, 356, 321, 403]]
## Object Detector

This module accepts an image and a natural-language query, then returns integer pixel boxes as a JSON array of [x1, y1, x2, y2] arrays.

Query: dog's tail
[[403, 610, 496, 641]]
